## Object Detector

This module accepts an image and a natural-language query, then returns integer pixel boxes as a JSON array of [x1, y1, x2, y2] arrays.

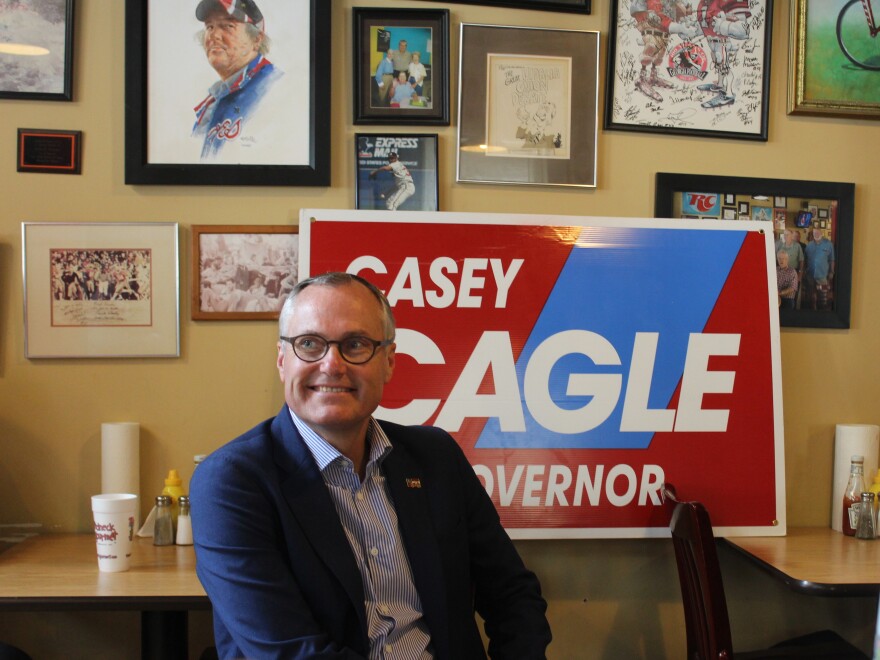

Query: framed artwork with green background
[[789, 0, 880, 117]]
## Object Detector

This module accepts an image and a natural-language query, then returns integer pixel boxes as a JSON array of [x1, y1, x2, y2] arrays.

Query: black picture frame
[[124, 0, 330, 186], [353, 8, 449, 126], [419, 0, 589, 13], [355, 133, 439, 211], [0, 0, 75, 101], [604, 0, 773, 141], [655, 173, 855, 329]]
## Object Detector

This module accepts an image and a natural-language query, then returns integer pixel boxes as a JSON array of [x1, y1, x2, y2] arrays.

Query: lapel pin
[[405, 478, 422, 489]]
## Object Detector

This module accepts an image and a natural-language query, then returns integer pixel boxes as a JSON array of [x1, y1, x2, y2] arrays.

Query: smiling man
[[191, 272, 551, 659]]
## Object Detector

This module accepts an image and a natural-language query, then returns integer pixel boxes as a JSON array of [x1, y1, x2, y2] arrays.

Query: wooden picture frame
[[0, 0, 75, 101], [353, 8, 450, 125], [655, 173, 855, 329], [605, 0, 774, 141], [355, 134, 439, 211], [22, 222, 179, 358], [788, 0, 880, 117], [192, 225, 298, 321], [124, 0, 330, 186], [419, 0, 590, 13], [457, 23, 599, 187]]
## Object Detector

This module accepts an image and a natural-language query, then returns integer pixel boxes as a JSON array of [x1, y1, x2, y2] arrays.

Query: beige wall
[[1, 0, 878, 657]]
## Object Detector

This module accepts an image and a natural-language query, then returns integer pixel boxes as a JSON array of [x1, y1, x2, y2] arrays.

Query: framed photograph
[[124, 0, 330, 186], [604, 0, 774, 141], [353, 8, 449, 125], [724, 194, 736, 205], [788, 0, 880, 117], [0, 0, 74, 101], [355, 134, 439, 211], [192, 225, 298, 321], [457, 23, 599, 187], [774, 196, 787, 207], [420, 0, 590, 13], [738, 201, 750, 216], [22, 222, 179, 358], [655, 173, 855, 329], [819, 207, 829, 219], [722, 206, 737, 220]]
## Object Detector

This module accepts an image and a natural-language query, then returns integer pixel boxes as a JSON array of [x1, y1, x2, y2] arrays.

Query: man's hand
[[369, 171, 378, 179]]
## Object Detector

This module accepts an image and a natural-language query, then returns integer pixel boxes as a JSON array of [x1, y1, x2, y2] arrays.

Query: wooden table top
[[723, 527, 880, 596], [0, 533, 208, 610]]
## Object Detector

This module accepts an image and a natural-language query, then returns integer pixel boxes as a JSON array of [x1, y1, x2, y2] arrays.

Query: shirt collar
[[288, 408, 392, 472]]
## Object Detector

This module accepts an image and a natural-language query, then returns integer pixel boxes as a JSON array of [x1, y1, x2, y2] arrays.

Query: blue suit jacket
[[191, 408, 551, 659]]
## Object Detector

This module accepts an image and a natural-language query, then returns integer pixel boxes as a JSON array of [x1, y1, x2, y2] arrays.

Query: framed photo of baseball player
[[456, 24, 599, 187], [355, 134, 439, 212], [604, 0, 774, 141], [353, 8, 450, 125], [124, 0, 330, 186]]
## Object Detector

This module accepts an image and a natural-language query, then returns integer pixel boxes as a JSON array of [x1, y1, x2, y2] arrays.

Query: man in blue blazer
[[191, 272, 551, 659]]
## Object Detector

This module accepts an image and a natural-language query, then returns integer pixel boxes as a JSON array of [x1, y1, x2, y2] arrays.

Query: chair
[[662, 483, 869, 659]]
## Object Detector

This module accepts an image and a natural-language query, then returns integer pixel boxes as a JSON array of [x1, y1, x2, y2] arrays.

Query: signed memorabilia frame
[[0, 0, 75, 101], [604, 0, 773, 141], [655, 173, 854, 329], [419, 0, 590, 13], [124, 0, 330, 186], [353, 8, 450, 125], [192, 225, 299, 321], [788, 0, 880, 118], [354, 133, 439, 211], [457, 23, 599, 187], [22, 222, 180, 358]]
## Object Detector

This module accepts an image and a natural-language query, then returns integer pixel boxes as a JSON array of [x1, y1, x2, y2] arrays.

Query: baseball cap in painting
[[388, 152, 399, 160], [196, 0, 264, 31]]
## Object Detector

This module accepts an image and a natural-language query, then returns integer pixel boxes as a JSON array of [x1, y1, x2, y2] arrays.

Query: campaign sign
[[300, 210, 785, 538]]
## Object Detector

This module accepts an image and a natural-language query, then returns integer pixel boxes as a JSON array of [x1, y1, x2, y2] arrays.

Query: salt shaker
[[153, 495, 174, 546], [855, 492, 876, 540], [176, 495, 193, 546]]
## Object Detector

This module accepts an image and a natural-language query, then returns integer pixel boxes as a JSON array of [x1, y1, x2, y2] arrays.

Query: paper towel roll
[[101, 422, 140, 528], [831, 424, 879, 531]]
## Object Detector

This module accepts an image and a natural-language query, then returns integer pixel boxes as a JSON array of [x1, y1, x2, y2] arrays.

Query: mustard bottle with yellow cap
[[869, 468, 880, 523], [161, 469, 186, 527]]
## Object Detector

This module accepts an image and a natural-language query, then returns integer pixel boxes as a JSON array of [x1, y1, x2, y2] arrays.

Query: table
[[0, 534, 209, 660], [723, 527, 880, 596]]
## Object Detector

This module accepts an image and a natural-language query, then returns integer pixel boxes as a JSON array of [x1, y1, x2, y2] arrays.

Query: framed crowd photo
[[419, 0, 590, 13], [605, 0, 774, 141], [654, 173, 855, 329], [124, 0, 330, 186], [192, 225, 299, 321], [788, 0, 880, 118], [22, 222, 180, 358], [0, 0, 75, 101], [457, 23, 599, 187], [355, 134, 439, 211], [353, 8, 450, 125]]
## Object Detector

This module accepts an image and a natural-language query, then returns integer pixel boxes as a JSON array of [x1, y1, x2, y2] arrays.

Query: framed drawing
[[355, 134, 439, 211], [192, 225, 298, 321], [419, 0, 590, 12], [124, 0, 330, 186], [655, 173, 855, 329], [22, 222, 179, 358], [789, 0, 880, 117], [353, 8, 449, 125], [0, 0, 74, 100], [457, 23, 599, 187], [605, 0, 774, 140]]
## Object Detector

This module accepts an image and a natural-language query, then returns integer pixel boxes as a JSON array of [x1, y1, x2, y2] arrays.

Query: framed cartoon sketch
[[0, 0, 75, 100], [124, 0, 330, 186], [355, 134, 439, 211], [22, 222, 179, 358], [655, 173, 855, 329], [457, 23, 599, 187], [353, 8, 449, 125], [605, 0, 774, 140], [789, 0, 880, 117], [419, 0, 590, 12], [192, 225, 298, 321]]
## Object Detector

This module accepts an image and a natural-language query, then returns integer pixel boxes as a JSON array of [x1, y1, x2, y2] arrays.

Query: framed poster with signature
[[605, 0, 774, 141]]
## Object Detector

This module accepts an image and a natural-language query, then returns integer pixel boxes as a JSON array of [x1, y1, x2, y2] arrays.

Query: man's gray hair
[[278, 272, 396, 341]]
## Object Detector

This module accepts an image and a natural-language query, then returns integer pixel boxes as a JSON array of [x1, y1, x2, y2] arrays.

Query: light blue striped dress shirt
[[290, 410, 434, 659]]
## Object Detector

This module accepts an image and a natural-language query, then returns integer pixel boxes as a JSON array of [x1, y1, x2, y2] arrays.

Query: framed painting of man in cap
[[125, 0, 329, 186]]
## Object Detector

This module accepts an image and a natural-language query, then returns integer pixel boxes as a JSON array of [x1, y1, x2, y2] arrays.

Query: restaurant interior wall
[[0, 0, 878, 657]]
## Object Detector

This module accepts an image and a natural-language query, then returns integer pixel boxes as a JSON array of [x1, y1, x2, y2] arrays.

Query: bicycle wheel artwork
[[836, 0, 880, 71]]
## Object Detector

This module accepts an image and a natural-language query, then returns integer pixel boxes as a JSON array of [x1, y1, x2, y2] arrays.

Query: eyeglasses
[[280, 334, 393, 365]]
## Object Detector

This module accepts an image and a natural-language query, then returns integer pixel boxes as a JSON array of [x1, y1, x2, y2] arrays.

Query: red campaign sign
[[301, 211, 785, 538]]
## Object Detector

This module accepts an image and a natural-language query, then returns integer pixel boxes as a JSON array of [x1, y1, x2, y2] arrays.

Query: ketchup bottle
[[843, 454, 866, 536]]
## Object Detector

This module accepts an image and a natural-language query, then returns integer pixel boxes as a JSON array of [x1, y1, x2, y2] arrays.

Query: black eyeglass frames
[[279, 334, 393, 365]]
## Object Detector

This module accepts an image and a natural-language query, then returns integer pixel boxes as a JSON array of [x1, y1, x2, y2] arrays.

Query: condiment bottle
[[843, 455, 866, 536], [162, 469, 186, 527], [856, 492, 876, 540], [153, 495, 174, 546], [868, 469, 880, 522], [176, 495, 193, 546]]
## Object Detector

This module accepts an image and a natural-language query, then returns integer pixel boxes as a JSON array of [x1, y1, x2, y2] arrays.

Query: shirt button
[[385, 644, 392, 653], [370, 547, 378, 557], [356, 492, 364, 501], [379, 605, 389, 615]]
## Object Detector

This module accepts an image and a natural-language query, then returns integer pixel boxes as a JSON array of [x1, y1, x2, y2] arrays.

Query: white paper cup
[[91, 493, 137, 572]]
